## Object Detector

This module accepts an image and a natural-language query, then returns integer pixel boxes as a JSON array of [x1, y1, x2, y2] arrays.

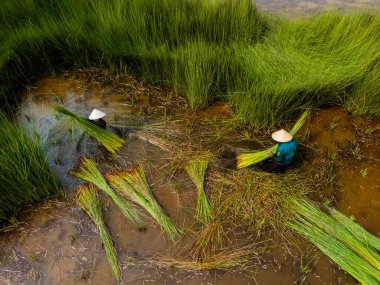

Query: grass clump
[[75, 183, 121, 281], [52, 105, 125, 154], [0, 111, 61, 224], [185, 154, 213, 224], [71, 157, 144, 227], [237, 110, 311, 169], [1, 1, 379, 127], [106, 164, 180, 241], [288, 197, 380, 284]]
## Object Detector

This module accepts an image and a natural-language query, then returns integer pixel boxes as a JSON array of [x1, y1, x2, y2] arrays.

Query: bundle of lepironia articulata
[[106, 164, 180, 241], [236, 110, 311, 169], [288, 197, 380, 285], [74, 183, 121, 281], [71, 157, 144, 227], [52, 105, 125, 154], [185, 154, 213, 224]]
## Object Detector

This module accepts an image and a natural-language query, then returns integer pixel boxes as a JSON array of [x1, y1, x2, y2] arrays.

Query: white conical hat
[[271, 129, 293, 143], [88, 109, 106, 120]]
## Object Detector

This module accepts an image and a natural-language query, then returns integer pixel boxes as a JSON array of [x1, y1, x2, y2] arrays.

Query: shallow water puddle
[[1, 74, 380, 285]]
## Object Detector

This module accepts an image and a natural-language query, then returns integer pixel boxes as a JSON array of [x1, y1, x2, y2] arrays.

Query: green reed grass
[[52, 105, 125, 154], [106, 165, 180, 241], [75, 183, 121, 281], [0, 1, 378, 127], [0, 111, 61, 224], [185, 155, 213, 224], [288, 197, 380, 284], [237, 110, 311, 169], [71, 157, 144, 227]]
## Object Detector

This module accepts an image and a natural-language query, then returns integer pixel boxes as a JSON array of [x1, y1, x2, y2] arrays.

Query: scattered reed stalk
[[288, 197, 380, 284], [71, 157, 144, 227], [150, 244, 260, 271], [52, 105, 125, 154], [75, 183, 121, 281], [236, 110, 311, 169], [106, 164, 180, 241], [184, 154, 213, 223]]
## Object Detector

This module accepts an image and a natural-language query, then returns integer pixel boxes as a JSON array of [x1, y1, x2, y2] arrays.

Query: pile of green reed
[[71, 157, 144, 227], [75, 183, 121, 281], [185, 155, 213, 224], [0, 111, 61, 224], [288, 197, 380, 284], [53, 105, 125, 154], [107, 164, 180, 241], [0, 0, 378, 127]]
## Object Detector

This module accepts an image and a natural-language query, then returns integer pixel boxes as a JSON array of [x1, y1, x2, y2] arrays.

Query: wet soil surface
[[0, 71, 379, 285]]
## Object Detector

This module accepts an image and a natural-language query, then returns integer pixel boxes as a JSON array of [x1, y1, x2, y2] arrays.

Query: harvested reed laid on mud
[[288, 197, 380, 284], [71, 157, 144, 227], [185, 154, 213, 224], [237, 110, 311, 169], [75, 183, 121, 281], [106, 164, 180, 241], [52, 105, 125, 154]]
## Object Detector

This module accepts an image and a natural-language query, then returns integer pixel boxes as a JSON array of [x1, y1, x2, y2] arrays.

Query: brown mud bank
[[0, 70, 379, 285]]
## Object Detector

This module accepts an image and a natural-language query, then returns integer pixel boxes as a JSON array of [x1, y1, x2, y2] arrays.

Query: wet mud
[[0, 72, 379, 285]]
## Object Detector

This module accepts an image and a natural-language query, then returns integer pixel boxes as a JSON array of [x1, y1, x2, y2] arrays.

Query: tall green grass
[[0, 0, 379, 126], [0, 111, 61, 224]]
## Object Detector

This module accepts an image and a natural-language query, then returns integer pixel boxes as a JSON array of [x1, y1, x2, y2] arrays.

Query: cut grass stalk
[[236, 110, 311, 169], [329, 208, 380, 252], [52, 105, 125, 154], [150, 244, 258, 271], [184, 154, 213, 224], [71, 157, 144, 227], [75, 183, 121, 281], [106, 164, 180, 241], [288, 197, 380, 284]]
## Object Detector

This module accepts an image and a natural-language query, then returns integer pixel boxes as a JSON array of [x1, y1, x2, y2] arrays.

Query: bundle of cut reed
[[236, 110, 311, 169], [71, 157, 144, 227], [288, 197, 380, 284], [52, 105, 125, 154], [185, 155, 213, 223], [106, 164, 180, 241], [75, 183, 121, 281]]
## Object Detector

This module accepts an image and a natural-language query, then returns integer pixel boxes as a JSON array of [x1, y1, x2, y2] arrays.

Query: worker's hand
[[269, 151, 274, 157]]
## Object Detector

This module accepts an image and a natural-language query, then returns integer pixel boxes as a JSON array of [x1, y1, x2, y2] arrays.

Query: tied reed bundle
[[71, 157, 144, 227], [52, 105, 125, 154], [106, 165, 180, 241], [185, 154, 213, 223], [236, 110, 311, 169], [75, 184, 121, 281]]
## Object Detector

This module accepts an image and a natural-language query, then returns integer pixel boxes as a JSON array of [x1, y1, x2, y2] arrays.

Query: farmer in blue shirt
[[267, 129, 297, 173]]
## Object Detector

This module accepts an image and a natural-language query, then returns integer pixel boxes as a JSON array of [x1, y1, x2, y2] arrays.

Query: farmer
[[267, 129, 297, 173], [88, 108, 107, 129]]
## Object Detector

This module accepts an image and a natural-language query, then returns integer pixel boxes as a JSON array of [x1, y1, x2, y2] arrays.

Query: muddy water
[[256, 0, 380, 15], [0, 74, 379, 285]]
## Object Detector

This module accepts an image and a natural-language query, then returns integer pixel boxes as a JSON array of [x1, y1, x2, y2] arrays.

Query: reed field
[[0, 0, 378, 127], [0, 111, 61, 224]]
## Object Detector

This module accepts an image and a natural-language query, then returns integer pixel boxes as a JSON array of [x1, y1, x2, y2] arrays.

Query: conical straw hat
[[271, 129, 293, 143], [88, 109, 106, 120]]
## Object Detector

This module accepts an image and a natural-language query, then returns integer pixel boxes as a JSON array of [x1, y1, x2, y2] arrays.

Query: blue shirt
[[273, 139, 297, 166]]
